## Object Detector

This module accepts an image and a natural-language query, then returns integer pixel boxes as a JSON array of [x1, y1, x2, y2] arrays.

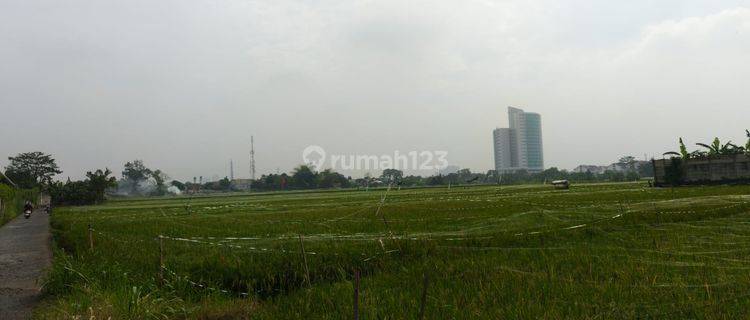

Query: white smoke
[[167, 185, 182, 195]]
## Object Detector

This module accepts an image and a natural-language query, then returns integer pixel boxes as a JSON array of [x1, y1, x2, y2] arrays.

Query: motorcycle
[[24, 209, 32, 219]]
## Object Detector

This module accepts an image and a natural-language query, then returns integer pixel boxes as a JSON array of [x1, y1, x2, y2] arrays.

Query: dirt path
[[0, 210, 52, 319]]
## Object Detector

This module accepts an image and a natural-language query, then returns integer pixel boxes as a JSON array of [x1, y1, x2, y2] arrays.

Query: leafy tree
[[625, 171, 640, 182], [151, 169, 168, 195], [218, 177, 231, 190], [426, 174, 444, 186], [4, 152, 62, 188], [637, 162, 654, 178], [618, 156, 637, 171], [122, 160, 152, 193], [49, 168, 116, 205], [318, 169, 349, 188], [401, 175, 424, 186], [49, 180, 94, 205], [85, 168, 117, 203], [291, 165, 317, 189], [380, 169, 403, 184], [541, 167, 566, 181]]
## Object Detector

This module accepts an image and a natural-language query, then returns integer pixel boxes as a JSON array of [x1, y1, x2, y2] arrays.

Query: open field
[[39, 182, 750, 319]]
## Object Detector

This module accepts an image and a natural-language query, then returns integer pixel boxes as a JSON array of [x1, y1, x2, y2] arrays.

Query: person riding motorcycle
[[23, 201, 33, 213], [22, 201, 33, 219]]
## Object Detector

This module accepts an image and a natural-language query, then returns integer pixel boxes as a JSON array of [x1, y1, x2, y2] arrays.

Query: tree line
[[2, 151, 654, 206]]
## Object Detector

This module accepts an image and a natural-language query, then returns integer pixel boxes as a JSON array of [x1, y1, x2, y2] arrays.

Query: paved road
[[0, 211, 51, 319]]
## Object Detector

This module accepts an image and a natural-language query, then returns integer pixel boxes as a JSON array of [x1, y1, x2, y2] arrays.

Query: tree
[[151, 169, 169, 195], [426, 174, 444, 186], [637, 162, 654, 178], [625, 171, 640, 182], [617, 156, 637, 172], [318, 169, 349, 188], [122, 160, 152, 193], [4, 152, 62, 188], [49, 180, 93, 205], [291, 165, 317, 189], [380, 169, 403, 184], [86, 168, 117, 203], [401, 175, 424, 186], [171, 180, 186, 191], [746, 130, 750, 155]]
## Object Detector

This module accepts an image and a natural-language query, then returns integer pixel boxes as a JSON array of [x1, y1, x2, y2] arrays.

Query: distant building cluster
[[493, 107, 544, 173]]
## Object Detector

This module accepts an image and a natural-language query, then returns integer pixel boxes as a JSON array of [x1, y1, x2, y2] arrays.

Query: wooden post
[[158, 235, 165, 287], [88, 224, 94, 251], [353, 270, 360, 320], [299, 234, 311, 287], [419, 273, 429, 320]]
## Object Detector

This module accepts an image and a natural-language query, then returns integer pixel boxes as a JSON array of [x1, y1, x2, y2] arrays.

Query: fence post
[[298, 234, 311, 287], [158, 235, 165, 287], [419, 272, 429, 320], [88, 224, 94, 251], [353, 269, 360, 320]]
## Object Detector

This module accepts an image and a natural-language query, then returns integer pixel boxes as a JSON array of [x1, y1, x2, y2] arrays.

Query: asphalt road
[[0, 210, 52, 319]]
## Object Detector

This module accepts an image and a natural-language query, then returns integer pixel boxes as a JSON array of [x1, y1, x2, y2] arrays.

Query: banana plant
[[696, 138, 723, 156], [696, 137, 746, 156], [679, 138, 689, 159], [664, 138, 692, 159], [725, 143, 746, 154]]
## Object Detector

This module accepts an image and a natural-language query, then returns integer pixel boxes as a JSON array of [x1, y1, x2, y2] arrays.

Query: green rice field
[[38, 182, 750, 319]]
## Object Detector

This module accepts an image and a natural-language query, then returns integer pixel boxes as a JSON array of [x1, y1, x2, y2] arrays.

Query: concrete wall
[[654, 154, 750, 186]]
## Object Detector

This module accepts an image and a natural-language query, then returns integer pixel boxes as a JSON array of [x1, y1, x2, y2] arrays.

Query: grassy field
[[37, 182, 750, 319]]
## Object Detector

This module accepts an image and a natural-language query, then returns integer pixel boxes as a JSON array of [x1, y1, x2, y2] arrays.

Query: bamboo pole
[[353, 270, 360, 320], [298, 234, 310, 287], [88, 224, 94, 251], [158, 235, 165, 286], [419, 273, 430, 320]]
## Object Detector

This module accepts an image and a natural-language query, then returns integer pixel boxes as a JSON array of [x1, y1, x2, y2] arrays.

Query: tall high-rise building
[[493, 107, 544, 173]]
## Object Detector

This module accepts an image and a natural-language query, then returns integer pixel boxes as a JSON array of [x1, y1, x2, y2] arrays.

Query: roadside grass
[[36, 183, 750, 319]]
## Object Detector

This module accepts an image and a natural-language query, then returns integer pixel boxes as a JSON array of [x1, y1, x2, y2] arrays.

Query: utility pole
[[230, 159, 234, 181]]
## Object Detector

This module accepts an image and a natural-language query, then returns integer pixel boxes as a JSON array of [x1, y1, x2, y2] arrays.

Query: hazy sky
[[1, 0, 749, 181]]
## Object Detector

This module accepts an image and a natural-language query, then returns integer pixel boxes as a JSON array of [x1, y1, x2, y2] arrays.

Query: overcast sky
[[1, 0, 749, 181]]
